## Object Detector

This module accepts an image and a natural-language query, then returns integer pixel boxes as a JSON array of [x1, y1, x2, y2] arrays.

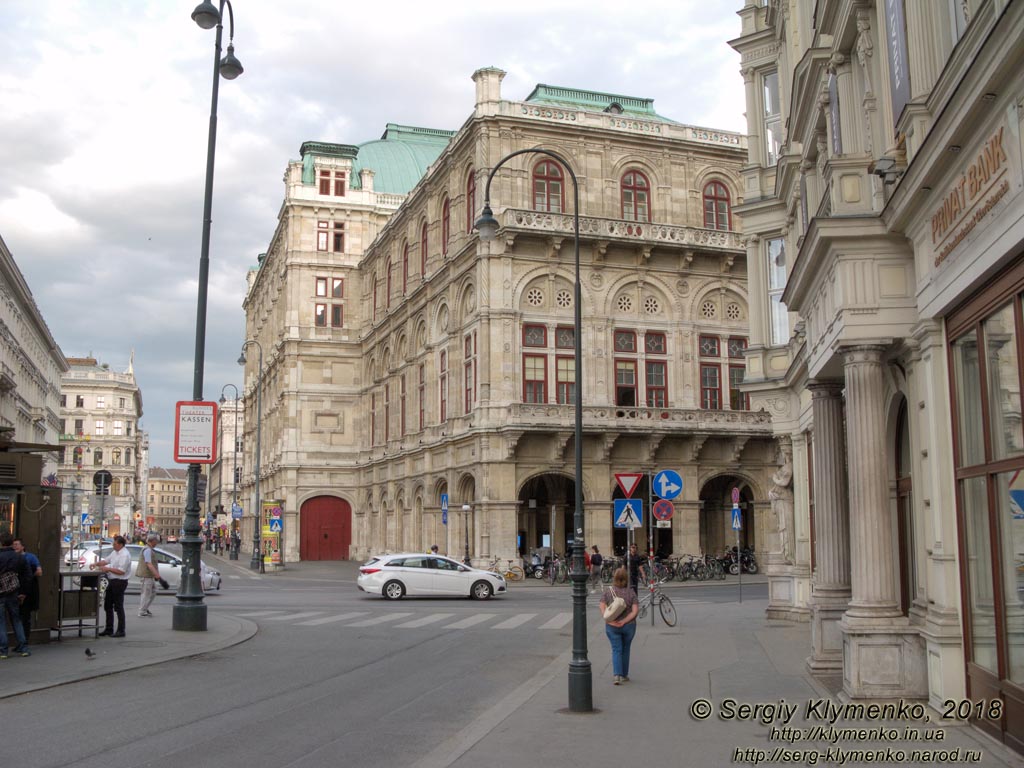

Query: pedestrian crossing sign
[[614, 499, 643, 529], [269, 517, 283, 532]]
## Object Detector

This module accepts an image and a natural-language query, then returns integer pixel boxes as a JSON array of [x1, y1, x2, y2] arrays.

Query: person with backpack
[[0, 532, 32, 658], [589, 545, 604, 591]]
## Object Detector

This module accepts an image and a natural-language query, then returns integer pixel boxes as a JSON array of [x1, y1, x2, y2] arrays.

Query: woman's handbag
[[603, 590, 626, 622]]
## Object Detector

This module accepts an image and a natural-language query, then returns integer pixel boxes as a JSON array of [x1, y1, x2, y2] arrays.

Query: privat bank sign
[[174, 401, 218, 465]]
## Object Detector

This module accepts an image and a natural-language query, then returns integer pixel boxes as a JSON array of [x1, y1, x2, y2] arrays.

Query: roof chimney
[[472, 67, 506, 116]]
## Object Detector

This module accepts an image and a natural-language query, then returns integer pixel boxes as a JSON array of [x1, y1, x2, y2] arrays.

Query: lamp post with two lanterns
[[174, 0, 243, 633], [238, 340, 263, 574], [475, 148, 592, 712]]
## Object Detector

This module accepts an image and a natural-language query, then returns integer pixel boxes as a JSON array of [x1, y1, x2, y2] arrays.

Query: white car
[[357, 553, 506, 600], [73, 544, 222, 592]]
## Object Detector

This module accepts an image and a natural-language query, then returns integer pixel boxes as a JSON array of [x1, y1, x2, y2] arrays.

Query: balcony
[[509, 403, 771, 434], [500, 209, 743, 254]]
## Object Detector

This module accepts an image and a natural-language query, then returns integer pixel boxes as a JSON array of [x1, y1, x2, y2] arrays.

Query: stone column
[[843, 345, 901, 619], [807, 380, 852, 673]]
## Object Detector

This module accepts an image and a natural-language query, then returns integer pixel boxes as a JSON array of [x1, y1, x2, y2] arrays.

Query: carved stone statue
[[855, 15, 874, 94], [769, 444, 794, 563]]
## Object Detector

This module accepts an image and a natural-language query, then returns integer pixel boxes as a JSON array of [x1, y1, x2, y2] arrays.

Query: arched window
[[386, 259, 392, 308], [420, 222, 428, 279], [466, 169, 476, 233], [703, 181, 732, 231], [402, 242, 409, 295], [533, 161, 564, 213], [621, 170, 651, 222], [441, 197, 450, 257]]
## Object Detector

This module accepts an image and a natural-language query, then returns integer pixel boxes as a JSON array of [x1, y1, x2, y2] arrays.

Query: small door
[[300, 497, 352, 560]]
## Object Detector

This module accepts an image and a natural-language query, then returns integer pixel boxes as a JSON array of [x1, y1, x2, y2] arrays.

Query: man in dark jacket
[[0, 532, 32, 658]]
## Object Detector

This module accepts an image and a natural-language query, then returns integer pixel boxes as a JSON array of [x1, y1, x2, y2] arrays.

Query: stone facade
[[729, 0, 1024, 750], [147, 466, 187, 538], [208, 394, 244, 534], [242, 68, 777, 568], [56, 356, 144, 539]]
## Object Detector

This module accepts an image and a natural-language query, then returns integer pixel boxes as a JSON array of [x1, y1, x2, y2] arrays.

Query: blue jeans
[[605, 621, 637, 677], [1, 593, 27, 653]]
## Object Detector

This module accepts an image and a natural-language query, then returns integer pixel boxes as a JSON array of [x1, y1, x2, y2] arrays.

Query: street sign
[[615, 473, 643, 498], [133, 512, 142, 521], [653, 469, 683, 500], [652, 499, 674, 521], [268, 518, 283, 532], [174, 401, 218, 464], [231, 503, 243, 519], [656, 520, 672, 528], [441, 493, 449, 526], [732, 487, 741, 505], [613, 499, 643, 529], [732, 507, 742, 530], [81, 513, 92, 525], [93, 470, 113, 495]]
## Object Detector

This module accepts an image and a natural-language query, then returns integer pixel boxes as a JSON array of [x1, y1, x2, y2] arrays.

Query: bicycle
[[638, 578, 677, 627], [486, 557, 524, 582]]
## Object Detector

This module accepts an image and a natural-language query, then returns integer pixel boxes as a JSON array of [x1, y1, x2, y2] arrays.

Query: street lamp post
[[475, 148, 592, 712], [461, 504, 471, 565], [219, 383, 240, 560], [175, 0, 244, 633], [238, 340, 263, 573]]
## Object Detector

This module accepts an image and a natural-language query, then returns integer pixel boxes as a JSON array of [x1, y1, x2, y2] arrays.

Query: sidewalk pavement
[[9, 553, 1023, 767]]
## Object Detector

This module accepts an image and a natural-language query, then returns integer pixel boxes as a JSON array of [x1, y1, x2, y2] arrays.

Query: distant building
[[242, 69, 777, 566], [147, 466, 187, 538], [0, 233, 67, 479], [57, 356, 144, 538], [208, 394, 244, 534]]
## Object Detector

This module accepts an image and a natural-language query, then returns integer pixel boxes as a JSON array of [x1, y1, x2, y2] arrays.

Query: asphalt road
[[13, 563, 765, 768]]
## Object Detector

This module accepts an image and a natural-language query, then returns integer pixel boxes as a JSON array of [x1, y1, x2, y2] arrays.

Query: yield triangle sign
[[615, 473, 643, 498]]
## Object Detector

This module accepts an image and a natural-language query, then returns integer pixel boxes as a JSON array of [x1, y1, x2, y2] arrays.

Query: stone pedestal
[[839, 615, 928, 699], [809, 587, 850, 673]]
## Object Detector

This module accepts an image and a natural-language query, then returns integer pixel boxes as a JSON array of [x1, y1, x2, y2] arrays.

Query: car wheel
[[383, 580, 405, 600], [471, 580, 493, 600]]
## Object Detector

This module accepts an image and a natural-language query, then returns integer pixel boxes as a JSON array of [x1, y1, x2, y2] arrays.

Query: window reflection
[[952, 331, 985, 466], [996, 471, 1024, 682], [962, 476, 997, 672], [987, 303, 1023, 459]]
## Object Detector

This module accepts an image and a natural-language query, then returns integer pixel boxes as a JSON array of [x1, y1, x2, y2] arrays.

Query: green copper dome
[[350, 124, 455, 195]]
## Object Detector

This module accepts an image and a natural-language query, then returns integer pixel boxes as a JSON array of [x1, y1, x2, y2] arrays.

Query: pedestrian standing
[[92, 535, 131, 637], [627, 542, 647, 593], [0, 532, 32, 658], [599, 567, 639, 685], [136, 533, 166, 617], [11, 538, 41, 642], [589, 545, 603, 591]]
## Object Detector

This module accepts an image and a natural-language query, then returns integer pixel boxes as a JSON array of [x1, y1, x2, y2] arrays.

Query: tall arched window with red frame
[[533, 161, 564, 213], [441, 197, 450, 257], [621, 170, 651, 222], [703, 181, 732, 231], [420, 222, 428, 279], [466, 170, 476, 233], [402, 242, 409, 295]]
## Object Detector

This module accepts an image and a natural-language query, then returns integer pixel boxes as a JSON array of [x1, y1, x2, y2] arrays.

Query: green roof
[[524, 84, 677, 123], [349, 124, 455, 195]]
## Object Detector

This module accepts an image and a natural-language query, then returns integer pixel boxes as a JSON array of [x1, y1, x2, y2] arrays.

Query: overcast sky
[[1, 0, 746, 467]]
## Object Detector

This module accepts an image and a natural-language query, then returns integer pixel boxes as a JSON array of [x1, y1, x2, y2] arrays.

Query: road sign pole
[[648, 471, 654, 627], [734, 503, 742, 604]]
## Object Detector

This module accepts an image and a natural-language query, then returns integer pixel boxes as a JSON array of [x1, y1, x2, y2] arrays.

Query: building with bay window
[[241, 67, 780, 577], [730, 0, 1024, 752]]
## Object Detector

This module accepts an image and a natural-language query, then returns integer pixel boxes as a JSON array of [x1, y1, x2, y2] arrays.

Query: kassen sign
[[174, 401, 218, 464]]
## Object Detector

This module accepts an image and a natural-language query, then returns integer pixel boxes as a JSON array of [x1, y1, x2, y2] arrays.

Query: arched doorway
[[699, 475, 754, 557], [518, 473, 579, 558], [300, 496, 352, 560]]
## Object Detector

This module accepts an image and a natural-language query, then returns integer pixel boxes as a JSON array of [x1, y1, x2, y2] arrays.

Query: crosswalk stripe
[[235, 610, 285, 617], [491, 613, 537, 629], [539, 612, 573, 629], [347, 613, 414, 627], [396, 613, 455, 628], [444, 614, 498, 629], [263, 611, 323, 622], [297, 612, 369, 626]]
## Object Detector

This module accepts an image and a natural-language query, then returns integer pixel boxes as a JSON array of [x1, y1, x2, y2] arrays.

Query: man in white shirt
[[93, 535, 132, 637]]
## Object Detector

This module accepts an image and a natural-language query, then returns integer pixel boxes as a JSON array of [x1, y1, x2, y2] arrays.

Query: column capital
[[839, 343, 888, 365], [807, 379, 844, 399]]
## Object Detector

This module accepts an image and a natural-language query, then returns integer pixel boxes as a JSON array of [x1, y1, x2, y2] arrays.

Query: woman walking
[[599, 566, 639, 685]]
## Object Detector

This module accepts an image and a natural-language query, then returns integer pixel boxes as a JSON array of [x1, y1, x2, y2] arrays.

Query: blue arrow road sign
[[732, 506, 742, 531], [269, 517, 283, 532], [653, 469, 683, 500], [614, 499, 643, 528], [231, 503, 243, 520], [441, 494, 449, 525]]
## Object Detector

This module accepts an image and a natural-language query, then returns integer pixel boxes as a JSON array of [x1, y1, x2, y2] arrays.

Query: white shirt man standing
[[136, 533, 166, 617], [93, 535, 132, 638]]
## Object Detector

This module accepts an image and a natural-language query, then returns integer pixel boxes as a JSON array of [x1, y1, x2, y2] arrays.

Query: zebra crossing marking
[[236, 610, 285, 618], [297, 612, 369, 626], [538, 612, 573, 629], [444, 614, 498, 629], [491, 613, 537, 629], [347, 613, 414, 627], [395, 613, 455, 628], [263, 611, 323, 622]]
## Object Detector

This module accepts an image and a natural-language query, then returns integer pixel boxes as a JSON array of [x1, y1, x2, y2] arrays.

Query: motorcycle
[[720, 547, 759, 575]]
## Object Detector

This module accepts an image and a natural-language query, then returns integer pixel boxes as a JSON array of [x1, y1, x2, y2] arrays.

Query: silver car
[[74, 544, 222, 592], [357, 553, 506, 600]]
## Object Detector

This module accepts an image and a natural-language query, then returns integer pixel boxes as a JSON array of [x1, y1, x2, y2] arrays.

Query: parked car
[[64, 539, 113, 566], [74, 544, 221, 592], [357, 553, 506, 600]]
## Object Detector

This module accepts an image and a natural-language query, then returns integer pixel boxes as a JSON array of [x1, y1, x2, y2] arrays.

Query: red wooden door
[[300, 496, 351, 560]]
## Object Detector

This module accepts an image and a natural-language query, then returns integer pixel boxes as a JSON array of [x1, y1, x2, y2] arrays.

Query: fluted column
[[843, 345, 902, 617], [807, 380, 851, 672]]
